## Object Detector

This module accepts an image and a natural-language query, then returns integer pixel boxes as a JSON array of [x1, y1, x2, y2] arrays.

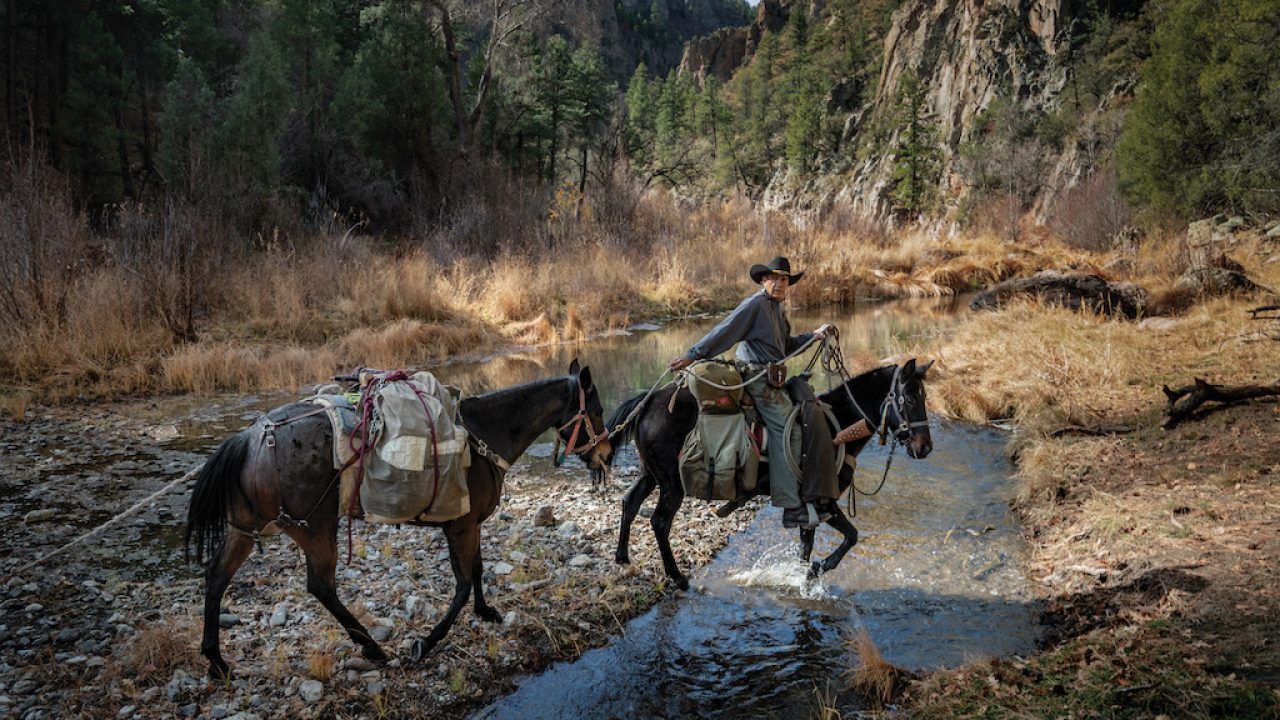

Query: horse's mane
[[464, 376, 569, 405]]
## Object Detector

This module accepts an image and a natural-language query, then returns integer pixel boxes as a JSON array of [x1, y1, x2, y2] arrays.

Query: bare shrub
[[107, 621, 198, 687], [420, 160, 550, 259], [1048, 165, 1134, 251], [109, 197, 235, 341], [815, 203, 891, 246], [0, 157, 92, 332]]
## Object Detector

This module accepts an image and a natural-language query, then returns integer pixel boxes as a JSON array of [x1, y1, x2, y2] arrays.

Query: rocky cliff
[[679, 0, 1121, 229]]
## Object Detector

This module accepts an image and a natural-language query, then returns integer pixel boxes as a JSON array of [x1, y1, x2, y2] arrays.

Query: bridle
[[553, 380, 608, 468], [878, 363, 930, 446]]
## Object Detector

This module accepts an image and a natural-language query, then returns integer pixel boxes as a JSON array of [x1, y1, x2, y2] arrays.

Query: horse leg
[[471, 544, 502, 623], [296, 530, 388, 666], [200, 532, 255, 680], [649, 480, 689, 591], [799, 527, 816, 563], [812, 505, 859, 577], [411, 522, 478, 661], [616, 472, 656, 565]]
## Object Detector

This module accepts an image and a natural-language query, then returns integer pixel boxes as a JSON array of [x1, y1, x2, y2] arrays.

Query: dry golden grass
[[106, 620, 199, 687], [847, 627, 912, 707], [5, 181, 1274, 404], [307, 648, 335, 682]]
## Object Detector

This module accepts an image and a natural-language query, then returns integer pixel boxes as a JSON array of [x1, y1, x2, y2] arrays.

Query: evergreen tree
[[888, 70, 941, 218], [566, 45, 617, 199], [1118, 0, 1280, 217], [157, 56, 217, 198], [625, 63, 658, 166]]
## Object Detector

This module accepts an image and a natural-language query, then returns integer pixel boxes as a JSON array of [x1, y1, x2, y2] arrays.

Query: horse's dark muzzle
[[908, 433, 933, 459]]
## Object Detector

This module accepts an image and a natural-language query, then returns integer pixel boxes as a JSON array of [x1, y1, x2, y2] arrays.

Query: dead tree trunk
[[1161, 378, 1280, 428]]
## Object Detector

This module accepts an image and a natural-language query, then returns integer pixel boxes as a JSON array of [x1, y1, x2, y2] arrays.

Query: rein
[[553, 381, 608, 467]]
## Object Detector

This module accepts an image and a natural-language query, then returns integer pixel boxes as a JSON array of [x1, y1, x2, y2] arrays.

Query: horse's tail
[[603, 392, 649, 466], [185, 432, 251, 564]]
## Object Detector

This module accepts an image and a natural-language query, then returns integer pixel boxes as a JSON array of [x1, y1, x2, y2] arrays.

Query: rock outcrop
[[678, 0, 789, 83], [970, 271, 1149, 319]]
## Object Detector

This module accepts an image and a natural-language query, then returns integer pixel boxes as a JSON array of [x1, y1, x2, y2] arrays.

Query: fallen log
[[1049, 424, 1134, 438], [1161, 378, 1280, 428], [1248, 304, 1280, 320]]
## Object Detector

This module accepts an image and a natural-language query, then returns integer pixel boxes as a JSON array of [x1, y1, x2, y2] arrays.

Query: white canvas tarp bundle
[[320, 371, 472, 524]]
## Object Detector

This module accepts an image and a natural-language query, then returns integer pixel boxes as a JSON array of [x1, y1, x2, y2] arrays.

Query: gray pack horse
[[185, 360, 610, 679], [603, 360, 932, 589]]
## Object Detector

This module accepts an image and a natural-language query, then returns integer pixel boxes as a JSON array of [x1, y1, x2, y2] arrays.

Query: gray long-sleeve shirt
[[686, 290, 813, 365]]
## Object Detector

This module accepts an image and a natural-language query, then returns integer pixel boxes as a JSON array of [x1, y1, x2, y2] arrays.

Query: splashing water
[[729, 542, 833, 601]]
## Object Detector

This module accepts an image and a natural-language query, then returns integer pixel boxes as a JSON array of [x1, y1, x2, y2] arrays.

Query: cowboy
[[668, 256, 836, 528]]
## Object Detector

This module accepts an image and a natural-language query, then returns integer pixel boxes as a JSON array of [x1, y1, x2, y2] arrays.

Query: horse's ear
[[579, 366, 593, 390], [901, 358, 917, 376], [569, 358, 582, 375], [916, 359, 934, 379]]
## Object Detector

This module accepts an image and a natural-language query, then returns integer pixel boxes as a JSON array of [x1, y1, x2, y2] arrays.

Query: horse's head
[[557, 359, 612, 472], [885, 358, 933, 459]]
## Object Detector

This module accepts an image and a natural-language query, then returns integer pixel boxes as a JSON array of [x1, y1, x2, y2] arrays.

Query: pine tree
[[888, 70, 941, 218]]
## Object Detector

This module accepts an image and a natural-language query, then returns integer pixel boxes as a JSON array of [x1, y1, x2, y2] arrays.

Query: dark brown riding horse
[[603, 359, 932, 589], [185, 360, 610, 679]]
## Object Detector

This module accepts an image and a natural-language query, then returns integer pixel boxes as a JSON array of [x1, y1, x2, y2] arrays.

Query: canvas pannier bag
[[686, 360, 744, 413], [360, 371, 472, 524], [678, 412, 759, 501]]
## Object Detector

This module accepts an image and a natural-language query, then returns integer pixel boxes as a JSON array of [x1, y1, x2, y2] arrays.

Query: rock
[[404, 595, 425, 618], [556, 521, 581, 538], [180, 704, 198, 718], [342, 658, 377, 672], [568, 554, 594, 567], [1173, 267, 1269, 298], [503, 611, 519, 627], [22, 510, 56, 524], [533, 506, 556, 527], [22, 604, 42, 613], [269, 604, 288, 627], [970, 271, 1148, 319], [490, 562, 514, 576], [1140, 317, 1185, 331], [218, 613, 239, 628], [209, 706, 227, 719], [117, 706, 136, 718], [370, 626, 392, 643], [299, 680, 324, 703], [508, 550, 528, 564], [1266, 224, 1280, 239]]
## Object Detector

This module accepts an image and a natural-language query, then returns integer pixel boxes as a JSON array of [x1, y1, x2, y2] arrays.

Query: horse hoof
[[208, 659, 231, 682], [673, 576, 689, 592], [614, 553, 630, 565], [807, 562, 822, 580], [363, 644, 390, 666], [409, 639, 434, 663], [476, 607, 502, 623]]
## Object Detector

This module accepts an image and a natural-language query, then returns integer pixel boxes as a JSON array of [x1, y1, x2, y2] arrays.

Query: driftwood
[[969, 271, 1149, 319], [1049, 425, 1134, 438], [1249, 304, 1280, 320], [1161, 378, 1280, 428]]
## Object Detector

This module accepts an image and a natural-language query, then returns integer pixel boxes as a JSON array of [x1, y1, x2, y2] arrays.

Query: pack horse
[[185, 361, 610, 679]]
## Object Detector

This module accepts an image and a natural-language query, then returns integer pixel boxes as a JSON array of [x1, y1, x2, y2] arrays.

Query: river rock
[[556, 521, 581, 538], [370, 625, 392, 642], [1266, 223, 1280, 239], [269, 604, 288, 627], [533, 506, 557, 527], [22, 510, 56, 524], [116, 706, 136, 718], [568, 554, 594, 567], [218, 613, 239, 628], [490, 562, 514, 576], [299, 680, 324, 702]]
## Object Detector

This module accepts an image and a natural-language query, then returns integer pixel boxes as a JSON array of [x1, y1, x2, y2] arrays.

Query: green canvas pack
[[678, 412, 759, 501], [685, 360, 744, 413]]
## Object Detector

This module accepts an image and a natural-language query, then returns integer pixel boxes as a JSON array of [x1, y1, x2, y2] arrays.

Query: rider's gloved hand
[[668, 356, 692, 372], [814, 324, 838, 340]]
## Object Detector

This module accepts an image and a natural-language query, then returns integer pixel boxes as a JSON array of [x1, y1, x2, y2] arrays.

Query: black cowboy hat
[[749, 256, 804, 285]]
